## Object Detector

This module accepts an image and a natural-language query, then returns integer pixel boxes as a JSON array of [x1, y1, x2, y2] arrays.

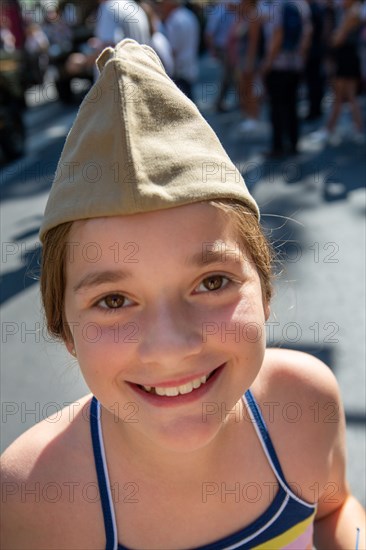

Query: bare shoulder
[[1, 393, 93, 477], [259, 347, 341, 402], [0, 394, 103, 549], [252, 349, 346, 502], [257, 347, 344, 432]]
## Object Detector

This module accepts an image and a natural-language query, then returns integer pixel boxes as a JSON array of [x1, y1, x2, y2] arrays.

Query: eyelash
[[94, 294, 133, 314], [93, 275, 234, 313], [196, 275, 233, 295]]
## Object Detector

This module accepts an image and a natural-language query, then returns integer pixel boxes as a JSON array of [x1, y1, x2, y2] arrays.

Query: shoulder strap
[[243, 389, 288, 489], [247, 390, 318, 511], [243, 390, 316, 509], [90, 396, 118, 550]]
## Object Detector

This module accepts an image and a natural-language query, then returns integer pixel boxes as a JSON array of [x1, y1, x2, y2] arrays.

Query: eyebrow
[[73, 249, 240, 293], [185, 248, 241, 267], [73, 269, 132, 293]]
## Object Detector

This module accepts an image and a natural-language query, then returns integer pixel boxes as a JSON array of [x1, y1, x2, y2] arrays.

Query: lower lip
[[127, 364, 226, 408]]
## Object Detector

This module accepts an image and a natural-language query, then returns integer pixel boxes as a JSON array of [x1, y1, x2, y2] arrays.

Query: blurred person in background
[[90, 0, 151, 81], [261, 0, 312, 158], [360, 0, 366, 91], [52, 0, 150, 101], [140, 0, 174, 75], [316, 0, 364, 142], [24, 20, 49, 86], [42, 6, 77, 101], [324, 0, 338, 36], [155, 0, 200, 100], [304, 0, 326, 120], [42, 6, 73, 55], [322, 0, 338, 88], [95, 0, 150, 47], [0, 13, 16, 52], [205, 1, 238, 112], [0, 0, 27, 97], [0, 0, 25, 49], [0, 7, 26, 160], [229, 0, 264, 131]]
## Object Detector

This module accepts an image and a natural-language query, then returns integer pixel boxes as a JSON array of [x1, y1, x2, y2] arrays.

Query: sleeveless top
[[90, 390, 317, 550]]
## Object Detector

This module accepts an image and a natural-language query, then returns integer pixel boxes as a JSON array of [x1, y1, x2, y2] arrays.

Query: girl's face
[[64, 202, 269, 452]]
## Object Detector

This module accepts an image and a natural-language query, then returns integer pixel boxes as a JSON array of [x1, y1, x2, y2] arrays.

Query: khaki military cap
[[39, 39, 259, 243]]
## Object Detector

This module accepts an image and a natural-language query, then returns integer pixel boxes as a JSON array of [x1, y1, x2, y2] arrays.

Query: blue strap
[[244, 389, 287, 486], [90, 396, 116, 550]]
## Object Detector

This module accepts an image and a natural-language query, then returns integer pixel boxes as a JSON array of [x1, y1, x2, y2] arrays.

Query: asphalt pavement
[[1, 56, 365, 508]]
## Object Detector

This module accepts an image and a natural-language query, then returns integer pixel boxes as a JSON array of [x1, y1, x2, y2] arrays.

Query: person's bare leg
[[238, 72, 247, 115], [247, 73, 261, 120], [326, 78, 345, 132], [346, 79, 364, 132]]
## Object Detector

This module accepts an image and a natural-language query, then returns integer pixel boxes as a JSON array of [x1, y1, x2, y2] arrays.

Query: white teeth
[[142, 374, 209, 397], [165, 386, 179, 397], [179, 382, 194, 395]]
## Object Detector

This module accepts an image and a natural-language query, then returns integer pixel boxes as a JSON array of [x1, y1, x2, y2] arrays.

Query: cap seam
[[114, 61, 141, 210]]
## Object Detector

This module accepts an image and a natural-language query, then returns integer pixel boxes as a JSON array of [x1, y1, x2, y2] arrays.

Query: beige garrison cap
[[39, 39, 259, 243]]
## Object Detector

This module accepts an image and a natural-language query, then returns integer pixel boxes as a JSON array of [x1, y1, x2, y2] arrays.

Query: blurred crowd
[[1, 0, 366, 156], [0, 0, 202, 102], [205, 0, 366, 154]]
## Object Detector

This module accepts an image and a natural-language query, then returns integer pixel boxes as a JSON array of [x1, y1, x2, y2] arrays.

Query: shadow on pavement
[[1, 244, 41, 305], [0, 136, 66, 203], [211, 113, 366, 201]]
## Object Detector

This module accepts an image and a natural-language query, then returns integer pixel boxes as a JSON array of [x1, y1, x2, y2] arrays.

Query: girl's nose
[[136, 301, 204, 367]]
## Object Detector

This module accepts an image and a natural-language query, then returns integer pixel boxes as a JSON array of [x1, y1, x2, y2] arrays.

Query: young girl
[[1, 39, 365, 550]]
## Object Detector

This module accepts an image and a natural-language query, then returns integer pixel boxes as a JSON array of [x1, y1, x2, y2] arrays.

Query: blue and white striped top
[[89, 390, 317, 550]]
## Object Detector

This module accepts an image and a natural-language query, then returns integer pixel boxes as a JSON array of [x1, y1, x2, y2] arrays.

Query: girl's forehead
[[64, 203, 258, 285], [65, 203, 251, 271], [69, 202, 233, 242]]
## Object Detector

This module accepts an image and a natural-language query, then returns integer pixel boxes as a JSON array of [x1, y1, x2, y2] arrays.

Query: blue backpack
[[282, 2, 303, 52]]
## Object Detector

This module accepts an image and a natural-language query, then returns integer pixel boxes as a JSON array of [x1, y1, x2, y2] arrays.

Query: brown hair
[[40, 200, 273, 343], [208, 200, 273, 305]]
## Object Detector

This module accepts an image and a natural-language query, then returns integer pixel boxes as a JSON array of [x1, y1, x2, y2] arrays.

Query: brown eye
[[103, 295, 125, 308], [202, 276, 224, 291]]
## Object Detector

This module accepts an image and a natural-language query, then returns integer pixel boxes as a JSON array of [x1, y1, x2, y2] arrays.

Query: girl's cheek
[[75, 321, 140, 352], [200, 302, 266, 347]]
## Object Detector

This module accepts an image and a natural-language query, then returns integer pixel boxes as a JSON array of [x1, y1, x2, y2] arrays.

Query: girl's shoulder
[[250, 348, 345, 502], [255, 347, 343, 431], [0, 394, 106, 549], [258, 347, 341, 400], [1, 393, 93, 474]]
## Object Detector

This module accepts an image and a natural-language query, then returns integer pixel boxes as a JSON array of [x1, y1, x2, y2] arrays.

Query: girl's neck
[[100, 399, 246, 483]]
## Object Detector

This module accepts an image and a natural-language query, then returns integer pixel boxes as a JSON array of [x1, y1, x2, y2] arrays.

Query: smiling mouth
[[137, 368, 218, 397]]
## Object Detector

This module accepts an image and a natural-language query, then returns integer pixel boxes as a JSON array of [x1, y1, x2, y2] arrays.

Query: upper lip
[[127, 363, 225, 388]]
